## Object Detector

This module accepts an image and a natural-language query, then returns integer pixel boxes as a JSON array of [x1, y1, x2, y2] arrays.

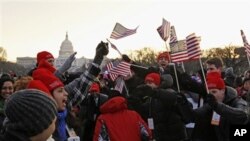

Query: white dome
[[59, 32, 74, 58]]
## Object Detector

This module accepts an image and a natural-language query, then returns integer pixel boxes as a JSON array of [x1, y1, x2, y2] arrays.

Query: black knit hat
[[4, 89, 57, 137]]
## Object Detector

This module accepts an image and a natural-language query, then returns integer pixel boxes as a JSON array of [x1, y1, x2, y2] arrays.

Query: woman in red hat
[[28, 41, 109, 141]]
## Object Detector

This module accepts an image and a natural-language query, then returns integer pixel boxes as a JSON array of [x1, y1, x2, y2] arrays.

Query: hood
[[225, 67, 235, 77], [37, 59, 56, 73], [224, 86, 238, 103], [100, 97, 127, 114]]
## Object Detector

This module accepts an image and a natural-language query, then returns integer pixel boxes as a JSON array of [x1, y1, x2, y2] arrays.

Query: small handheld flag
[[110, 23, 138, 39]]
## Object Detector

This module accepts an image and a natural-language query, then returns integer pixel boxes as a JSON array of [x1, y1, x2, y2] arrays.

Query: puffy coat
[[93, 96, 152, 141]]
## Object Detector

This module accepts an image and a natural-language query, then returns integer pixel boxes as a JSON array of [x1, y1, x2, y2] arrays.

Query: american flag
[[170, 26, 178, 44], [110, 42, 118, 50], [157, 18, 171, 41], [170, 40, 189, 62], [106, 60, 131, 81], [114, 76, 125, 94], [186, 33, 201, 60], [106, 38, 118, 50], [105, 60, 120, 81], [110, 23, 138, 39], [240, 30, 250, 56], [170, 51, 189, 62]]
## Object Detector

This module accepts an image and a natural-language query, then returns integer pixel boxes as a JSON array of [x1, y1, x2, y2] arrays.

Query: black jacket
[[129, 88, 188, 141], [187, 86, 249, 141]]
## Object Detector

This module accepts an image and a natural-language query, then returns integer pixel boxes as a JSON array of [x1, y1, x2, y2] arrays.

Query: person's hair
[[205, 57, 223, 68], [0, 76, 14, 91], [14, 76, 33, 91]]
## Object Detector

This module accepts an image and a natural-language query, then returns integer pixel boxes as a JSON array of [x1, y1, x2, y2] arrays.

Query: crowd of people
[[0, 41, 250, 141]]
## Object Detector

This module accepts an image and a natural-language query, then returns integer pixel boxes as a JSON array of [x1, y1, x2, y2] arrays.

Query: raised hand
[[58, 52, 77, 73]]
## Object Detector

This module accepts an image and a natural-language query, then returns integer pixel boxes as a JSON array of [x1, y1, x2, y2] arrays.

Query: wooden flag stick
[[130, 64, 148, 69], [181, 62, 186, 72], [169, 63, 180, 93], [198, 57, 208, 107], [247, 55, 250, 68], [106, 38, 123, 56]]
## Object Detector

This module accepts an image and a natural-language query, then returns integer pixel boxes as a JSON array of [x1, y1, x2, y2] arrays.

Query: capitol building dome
[[59, 32, 74, 58], [17, 32, 93, 72], [54, 32, 91, 72]]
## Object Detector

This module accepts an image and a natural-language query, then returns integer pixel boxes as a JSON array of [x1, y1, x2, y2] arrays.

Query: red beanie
[[157, 52, 170, 61], [27, 80, 51, 96], [37, 51, 54, 64], [32, 68, 64, 92], [89, 82, 100, 93], [145, 73, 161, 86], [206, 72, 225, 89]]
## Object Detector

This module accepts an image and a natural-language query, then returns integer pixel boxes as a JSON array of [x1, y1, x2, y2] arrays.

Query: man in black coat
[[182, 72, 249, 141], [128, 72, 188, 141]]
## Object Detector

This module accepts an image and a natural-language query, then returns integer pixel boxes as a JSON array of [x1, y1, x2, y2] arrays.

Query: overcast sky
[[1, 0, 250, 61]]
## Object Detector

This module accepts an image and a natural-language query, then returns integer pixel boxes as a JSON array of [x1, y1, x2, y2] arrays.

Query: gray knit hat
[[4, 89, 57, 137]]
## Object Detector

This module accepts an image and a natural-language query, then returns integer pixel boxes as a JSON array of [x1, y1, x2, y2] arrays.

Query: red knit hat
[[206, 72, 225, 89], [27, 80, 51, 96], [157, 52, 170, 61], [37, 51, 54, 64], [89, 82, 100, 93], [145, 73, 161, 86], [32, 68, 64, 92]]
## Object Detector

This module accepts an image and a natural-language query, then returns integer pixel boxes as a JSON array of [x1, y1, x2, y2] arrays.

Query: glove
[[93, 41, 109, 65], [205, 94, 218, 109], [58, 52, 77, 73], [135, 84, 156, 97], [122, 54, 131, 63]]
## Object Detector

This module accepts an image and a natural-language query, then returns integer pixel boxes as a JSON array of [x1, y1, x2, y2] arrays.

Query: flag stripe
[[157, 18, 170, 41], [114, 76, 124, 94], [240, 30, 250, 56], [106, 60, 119, 81], [110, 23, 137, 39], [106, 61, 131, 81], [170, 26, 178, 44], [186, 33, 201, 60], [170, 50, 189, 62]]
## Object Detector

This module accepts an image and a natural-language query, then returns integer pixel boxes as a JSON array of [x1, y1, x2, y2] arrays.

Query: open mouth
[[161, 63, 167, 67], [62, 98, 67, 107]]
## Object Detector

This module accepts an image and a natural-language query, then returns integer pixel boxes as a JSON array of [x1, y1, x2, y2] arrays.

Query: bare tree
[[0, 47, 7, 61], [203, 45, 248, 74], [128, 47, 158, 66]]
